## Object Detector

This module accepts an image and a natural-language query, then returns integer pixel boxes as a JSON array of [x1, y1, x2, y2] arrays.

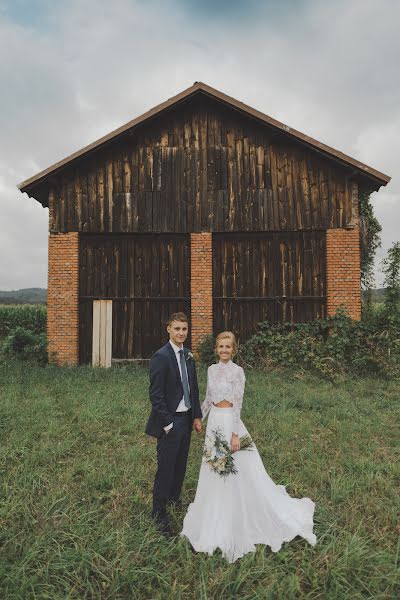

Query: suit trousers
[[152, 410, 192, 519]]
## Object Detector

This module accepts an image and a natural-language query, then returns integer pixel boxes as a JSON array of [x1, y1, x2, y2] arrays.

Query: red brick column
[[47, 232, 80, 365], [326, 228, 361, 320], [190, 233, 213, 354]]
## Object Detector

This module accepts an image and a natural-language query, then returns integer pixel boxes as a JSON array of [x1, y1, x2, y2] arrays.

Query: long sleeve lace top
[[201, 360, 246, 434]]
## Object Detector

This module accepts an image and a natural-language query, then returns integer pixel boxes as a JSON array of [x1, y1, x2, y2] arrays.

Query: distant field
[[361, 289, 386, 304], [1, 359, 399, 599], [0, 304, 46, 337], [0, 288, 46, 305]]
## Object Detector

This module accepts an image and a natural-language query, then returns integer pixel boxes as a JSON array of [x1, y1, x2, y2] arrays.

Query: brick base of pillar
[[326, 228, 361, 320], [190, 233, 213, 354], [47, 232, 80, 365]]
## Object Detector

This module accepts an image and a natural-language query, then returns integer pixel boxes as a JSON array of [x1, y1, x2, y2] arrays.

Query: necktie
[[179, 349, 191, 409]]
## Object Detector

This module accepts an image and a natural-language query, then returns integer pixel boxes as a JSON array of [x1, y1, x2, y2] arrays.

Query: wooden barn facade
[[19, 82, 390, 365]]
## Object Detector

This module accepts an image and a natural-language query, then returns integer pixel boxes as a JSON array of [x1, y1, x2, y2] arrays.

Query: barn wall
[[212, 231, 327, 340], [48, 96, 356, 235], [44, 99, 364, 362]]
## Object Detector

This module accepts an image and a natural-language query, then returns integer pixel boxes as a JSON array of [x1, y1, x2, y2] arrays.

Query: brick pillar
[[47, 232, 80, 365], [190, 233, 213, 354], [326, 227, 361, 320]]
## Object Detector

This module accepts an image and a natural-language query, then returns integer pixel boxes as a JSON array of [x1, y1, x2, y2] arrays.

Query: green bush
[[2, 326, 48, 365], [238, 310, 400, 381], [381, 241, 400, 331], [196, 334, 216, 366], [0, 304, 46, 336]]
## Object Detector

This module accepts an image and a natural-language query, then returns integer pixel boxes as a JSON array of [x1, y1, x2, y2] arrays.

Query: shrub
[[238, 310, 400, 381], [2, 326, 48, 365], [381, 241, 400, 331], [196, 334, 216, 366]]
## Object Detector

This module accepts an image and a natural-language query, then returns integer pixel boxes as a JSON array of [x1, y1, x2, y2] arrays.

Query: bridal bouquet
[[203, 428, 254, 478]]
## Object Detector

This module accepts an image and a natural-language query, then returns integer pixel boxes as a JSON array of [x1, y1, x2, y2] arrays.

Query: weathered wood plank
[[226, 128, 236, 230], [200, 112, 208, 229], [106, 160, 113, 232], [309, 158, 320, 229], [319, 167, 328, 229], [300, 155, 311, 229], [270, 147, 280, 230], [276, 149, 287, 230], [92, 300, 101, 366]]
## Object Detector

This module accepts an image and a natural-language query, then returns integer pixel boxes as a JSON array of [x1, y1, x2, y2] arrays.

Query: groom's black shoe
[[152, 513, 173, 537], [158, 521, 174, 537]]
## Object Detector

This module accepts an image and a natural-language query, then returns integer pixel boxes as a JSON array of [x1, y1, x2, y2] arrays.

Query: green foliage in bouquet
[[238, 435, 254, 451]]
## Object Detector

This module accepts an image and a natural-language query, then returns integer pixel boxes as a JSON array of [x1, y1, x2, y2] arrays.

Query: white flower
[[187, 352, 194, 361]]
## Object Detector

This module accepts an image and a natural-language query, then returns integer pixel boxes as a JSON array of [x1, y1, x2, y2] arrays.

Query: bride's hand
[[230, 433, 240, 452], [193, 418, 202, 433]]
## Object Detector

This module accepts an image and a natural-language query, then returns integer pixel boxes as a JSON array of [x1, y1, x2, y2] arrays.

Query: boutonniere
[[186, 352, 194, 362]]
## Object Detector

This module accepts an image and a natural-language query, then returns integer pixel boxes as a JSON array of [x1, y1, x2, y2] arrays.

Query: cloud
[[0, 0, 398, 289]]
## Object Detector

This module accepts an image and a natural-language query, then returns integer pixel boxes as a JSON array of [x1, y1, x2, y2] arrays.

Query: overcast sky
[[1, 0, 399, 290]]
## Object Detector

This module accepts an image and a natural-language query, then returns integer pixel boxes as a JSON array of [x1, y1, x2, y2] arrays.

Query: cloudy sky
[[1, 0, 398, 290]]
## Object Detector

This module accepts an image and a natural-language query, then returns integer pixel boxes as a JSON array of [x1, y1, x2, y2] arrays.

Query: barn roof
[[18, 81, 390, 201]]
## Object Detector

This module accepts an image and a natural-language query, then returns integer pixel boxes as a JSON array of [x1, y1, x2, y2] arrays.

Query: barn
[[18, 82, 390, 366]]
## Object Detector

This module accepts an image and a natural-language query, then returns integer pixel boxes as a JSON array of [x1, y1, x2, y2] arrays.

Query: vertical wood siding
[[50, 97, 355, 234], [79, 234, 190, 362], [213, 232, 326, 342]]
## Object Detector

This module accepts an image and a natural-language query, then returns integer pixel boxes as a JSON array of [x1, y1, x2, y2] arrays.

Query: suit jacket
[[145, 342, 202, 438]]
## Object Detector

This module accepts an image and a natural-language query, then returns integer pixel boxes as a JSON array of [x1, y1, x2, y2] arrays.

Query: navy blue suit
[[146, 342, 201, 520]]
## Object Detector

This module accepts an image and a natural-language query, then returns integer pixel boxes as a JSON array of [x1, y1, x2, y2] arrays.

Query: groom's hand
[[193, 418, 202, 433]]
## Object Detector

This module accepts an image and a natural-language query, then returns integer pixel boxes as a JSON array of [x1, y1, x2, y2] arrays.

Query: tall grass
[[0, 304, 46, 337], [1, 359, 399, 599]]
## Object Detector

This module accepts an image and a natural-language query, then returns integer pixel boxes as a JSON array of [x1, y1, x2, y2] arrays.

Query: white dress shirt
[[164, 340, 190, 432]]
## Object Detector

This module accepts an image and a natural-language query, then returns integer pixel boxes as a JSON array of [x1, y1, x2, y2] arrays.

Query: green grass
[[1, 359, 399, 599]]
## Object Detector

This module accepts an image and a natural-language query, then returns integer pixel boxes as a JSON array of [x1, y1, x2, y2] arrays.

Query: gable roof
[[18, 81, 390, 199]]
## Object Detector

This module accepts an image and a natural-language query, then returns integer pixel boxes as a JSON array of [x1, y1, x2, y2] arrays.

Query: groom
[[145, 312, 202, 535]]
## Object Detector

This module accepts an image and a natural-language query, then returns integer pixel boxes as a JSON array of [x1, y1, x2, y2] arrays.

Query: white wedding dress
[[180, 360, 317, 563]]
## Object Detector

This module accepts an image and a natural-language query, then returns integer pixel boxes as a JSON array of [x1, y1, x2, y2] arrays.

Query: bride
[[180, 331, 317, 563]]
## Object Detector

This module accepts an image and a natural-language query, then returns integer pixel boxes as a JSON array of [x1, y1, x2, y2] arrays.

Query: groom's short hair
[[166, 312, 188, 326]]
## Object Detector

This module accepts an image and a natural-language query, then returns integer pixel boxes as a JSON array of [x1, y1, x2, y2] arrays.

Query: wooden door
[[213, 232, 326, 342], [79, 234, 191, 362]]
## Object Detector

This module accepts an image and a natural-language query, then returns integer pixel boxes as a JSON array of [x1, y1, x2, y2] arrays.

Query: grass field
[[1, 359, 399, 599]]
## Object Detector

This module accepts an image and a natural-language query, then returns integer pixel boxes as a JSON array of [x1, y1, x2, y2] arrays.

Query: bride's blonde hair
[[215, 331, 238, 357]]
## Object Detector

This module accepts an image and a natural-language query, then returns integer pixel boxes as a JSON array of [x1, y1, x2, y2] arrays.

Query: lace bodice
[[201, 361, 246, 434]]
